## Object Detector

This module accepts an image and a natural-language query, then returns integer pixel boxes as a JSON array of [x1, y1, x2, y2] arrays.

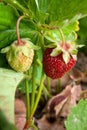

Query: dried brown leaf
[[47, 85, 71, 118], [60, 84, 82, 117]]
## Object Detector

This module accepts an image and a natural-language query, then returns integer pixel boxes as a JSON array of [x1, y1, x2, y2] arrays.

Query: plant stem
[[29, 121, 38, 130], [46, 76, 51, 92], [3, 0, 31, 16], [23, 34, 45, 130], [56, 78, 62, 93], [31, 70, 44, 116], [16, 15, 25, 45], [36, 58, 42, 67], [31, 53, 37, 110], [23, 70, 44, 130], [25, 72, 31, 120], [43, 85, 52, 98], [58, 27, 65, 46]]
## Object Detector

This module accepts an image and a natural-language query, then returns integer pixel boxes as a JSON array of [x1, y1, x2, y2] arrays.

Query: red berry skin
[[65, 55, 76, 72], [43, 48, 76, 79]]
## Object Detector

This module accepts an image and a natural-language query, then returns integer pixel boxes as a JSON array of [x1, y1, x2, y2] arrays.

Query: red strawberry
[[43, 48, 76, 79]]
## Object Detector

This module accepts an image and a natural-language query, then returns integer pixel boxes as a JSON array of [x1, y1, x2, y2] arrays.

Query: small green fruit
[[6, 39, 34, 72]]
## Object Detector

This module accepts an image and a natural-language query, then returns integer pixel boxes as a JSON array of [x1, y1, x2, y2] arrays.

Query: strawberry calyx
[[16, 39, 25, 46], [50, 42, 78, 64], [1, 38, 40, 61]]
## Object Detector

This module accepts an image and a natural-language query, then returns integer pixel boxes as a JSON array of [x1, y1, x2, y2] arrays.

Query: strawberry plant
[[0, 0, 87, 130]]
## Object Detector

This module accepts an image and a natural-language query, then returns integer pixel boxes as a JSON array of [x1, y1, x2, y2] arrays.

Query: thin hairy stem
[[16, 15, 25, 45]]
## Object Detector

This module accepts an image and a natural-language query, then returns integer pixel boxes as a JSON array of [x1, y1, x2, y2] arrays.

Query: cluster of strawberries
[[1, 38, 76, 79]]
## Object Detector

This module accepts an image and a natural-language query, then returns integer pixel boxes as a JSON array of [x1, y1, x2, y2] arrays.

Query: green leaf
[[15, 0, 28, 8], [0, 2, 37, 49], [65, 99, 87, 130], [27, 0, 87, 24], [0, 110, 17, 130], [45, 21, 79, 44], [2, 0, 87, 25], [47, 0, 87, 25], [0, 28, 37, 49], [2, 0, 30, 17], [0, 3, 19, 28], [27, 0, 48, 23], [45, 30, 61, 43], [0, 68, 24, 124], [62, 21, 79, 41], [34, 0, 50, 13], [0, 3, 18, 48]]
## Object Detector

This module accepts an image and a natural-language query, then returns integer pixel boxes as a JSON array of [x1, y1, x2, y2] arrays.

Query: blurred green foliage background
[[78, 16, 87, 55]]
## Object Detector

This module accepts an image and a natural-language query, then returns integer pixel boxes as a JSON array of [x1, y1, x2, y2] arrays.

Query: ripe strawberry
[[43, 48, 76, 79], [2, 38, 34, 72]]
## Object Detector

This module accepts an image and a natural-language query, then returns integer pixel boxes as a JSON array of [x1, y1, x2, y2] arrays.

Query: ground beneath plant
[[15, 53, 87, 130]]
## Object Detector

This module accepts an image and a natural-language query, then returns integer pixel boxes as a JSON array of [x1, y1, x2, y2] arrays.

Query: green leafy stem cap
[[50, 42, 84, 64], [0, 38, 40, 56]]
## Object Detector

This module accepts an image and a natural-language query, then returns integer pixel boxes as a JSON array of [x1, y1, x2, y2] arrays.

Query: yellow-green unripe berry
[[6, 39, 34, 72]]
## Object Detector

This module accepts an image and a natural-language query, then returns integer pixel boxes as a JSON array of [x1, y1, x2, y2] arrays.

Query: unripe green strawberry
[[2, 39, 34, 72]]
